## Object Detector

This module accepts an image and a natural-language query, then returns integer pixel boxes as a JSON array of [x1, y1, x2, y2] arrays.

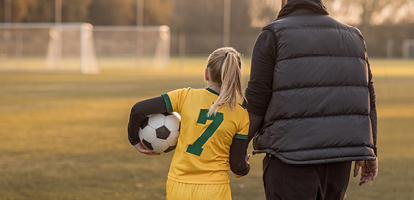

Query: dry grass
[[0, 58, 413, 199]]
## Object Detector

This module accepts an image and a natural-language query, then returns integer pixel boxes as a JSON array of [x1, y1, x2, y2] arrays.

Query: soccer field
[[0, 58, 413, 199]]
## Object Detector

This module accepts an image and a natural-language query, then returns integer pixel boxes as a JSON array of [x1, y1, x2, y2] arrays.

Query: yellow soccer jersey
[[161, 87, 249, 184]]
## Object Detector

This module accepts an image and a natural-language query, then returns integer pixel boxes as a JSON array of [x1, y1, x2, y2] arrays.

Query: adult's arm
[[367, 63, 377, 156], [243, 29, 277, 143], [353, 59, 379, 186]]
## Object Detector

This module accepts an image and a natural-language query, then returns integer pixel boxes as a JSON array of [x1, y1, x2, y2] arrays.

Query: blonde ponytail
[[206, 47, 245, 117]]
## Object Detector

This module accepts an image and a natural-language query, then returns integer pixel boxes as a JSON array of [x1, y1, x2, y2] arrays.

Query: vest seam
[[277, 54, 366, 62], [274, 26, 360, 33], [271, 114, 369, 121], [275, 154, 376, 163], [273, 85, 368, 92], [277, 145, 375, 154]]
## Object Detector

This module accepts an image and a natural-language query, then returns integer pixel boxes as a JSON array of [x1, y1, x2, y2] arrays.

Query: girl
[[128, 47, 250, 200]]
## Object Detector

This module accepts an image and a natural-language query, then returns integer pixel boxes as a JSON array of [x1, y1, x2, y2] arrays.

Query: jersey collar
[[206, 88, 219, 96]]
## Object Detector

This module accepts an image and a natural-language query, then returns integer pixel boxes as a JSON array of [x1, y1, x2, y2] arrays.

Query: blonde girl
[[128, 47, 250, 200]]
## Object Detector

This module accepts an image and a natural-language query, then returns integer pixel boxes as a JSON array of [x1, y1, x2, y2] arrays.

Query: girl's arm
[[229, 138, 250, 177], [128, 96, 168, 153]]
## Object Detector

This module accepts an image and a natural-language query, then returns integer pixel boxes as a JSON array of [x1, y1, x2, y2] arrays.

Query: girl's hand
[[233, 154, 251, 178], [233, 173, 243, 178], [134, 142, 161, 155]]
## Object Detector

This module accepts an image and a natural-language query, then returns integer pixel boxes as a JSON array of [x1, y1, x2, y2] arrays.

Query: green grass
[[0, 59, 414, 199]]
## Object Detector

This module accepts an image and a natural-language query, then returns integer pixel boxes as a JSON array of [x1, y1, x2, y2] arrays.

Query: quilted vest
[[253, 3, 376, 164]]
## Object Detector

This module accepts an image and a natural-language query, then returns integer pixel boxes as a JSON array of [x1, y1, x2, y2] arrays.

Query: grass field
[[1, 58, 414, 199]]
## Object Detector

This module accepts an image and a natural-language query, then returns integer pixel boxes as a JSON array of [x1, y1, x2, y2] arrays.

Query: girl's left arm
[[127, 96, 168, 146], [229, 138, 250, 177]]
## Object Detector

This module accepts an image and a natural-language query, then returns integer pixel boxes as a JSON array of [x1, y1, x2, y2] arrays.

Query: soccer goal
[[0, 23, 170, 73], [0, 23, 99, 74], [402, 39, 414, 59]]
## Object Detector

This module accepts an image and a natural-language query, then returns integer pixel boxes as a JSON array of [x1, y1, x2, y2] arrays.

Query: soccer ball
[[139, 112, 181, 153]]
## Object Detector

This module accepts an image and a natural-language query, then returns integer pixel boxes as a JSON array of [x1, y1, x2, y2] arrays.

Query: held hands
[[354, 158, 378, 186], [233, 154, 251, 178], [133, 142, 161, 156], [245, 154, 251, 164]]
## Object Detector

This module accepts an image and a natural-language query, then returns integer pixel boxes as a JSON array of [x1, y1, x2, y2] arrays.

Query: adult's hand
[[354, 158, 378, 186], [133, 142, 160, 155]]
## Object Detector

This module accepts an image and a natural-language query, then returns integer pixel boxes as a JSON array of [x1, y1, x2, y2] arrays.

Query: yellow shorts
[[166, 179, 232, 200]]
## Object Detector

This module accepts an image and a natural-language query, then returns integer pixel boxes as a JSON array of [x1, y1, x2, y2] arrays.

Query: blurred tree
[[175, 0, 223, 34], [143, 0, 172, 25], [87, 0, 174, 26], [87, 0, 135, 25], [323, 0, 413, 27], [174, 0, 253, 34], [1, 0, 92, 23], [0, 0, 6, 22], [171, 0, 224, 54], [231, 0, 257, 32], [0, 0, 38, 22], [23, 0, 55, 22], [323, 0, 414, 58], [249, 0, 280, 27], [63, 0, 92, 22], [172, 0, 255, 54], [0, 0, 174, 25]]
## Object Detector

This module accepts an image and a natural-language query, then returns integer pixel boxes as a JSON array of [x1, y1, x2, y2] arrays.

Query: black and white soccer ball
[[139, 112, 181, 153]]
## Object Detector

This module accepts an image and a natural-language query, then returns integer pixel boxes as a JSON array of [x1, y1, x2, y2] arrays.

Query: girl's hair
[[206, 47, 245, 117]]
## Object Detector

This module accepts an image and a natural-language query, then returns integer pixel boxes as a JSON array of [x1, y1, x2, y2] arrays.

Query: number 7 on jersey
[[186, 109, 223, 156]]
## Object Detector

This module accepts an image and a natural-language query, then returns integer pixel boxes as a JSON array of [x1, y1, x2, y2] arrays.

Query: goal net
[[0, 23, 170, 73], [0, 23, 99, 74], [93, 25, 170, 70]]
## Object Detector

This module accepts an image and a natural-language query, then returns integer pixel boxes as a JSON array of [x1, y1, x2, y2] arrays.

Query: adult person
[[243, 0, 378, 199]]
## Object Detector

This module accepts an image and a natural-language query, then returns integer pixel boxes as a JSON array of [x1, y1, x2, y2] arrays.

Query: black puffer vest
[[253, 0, 376, 164]]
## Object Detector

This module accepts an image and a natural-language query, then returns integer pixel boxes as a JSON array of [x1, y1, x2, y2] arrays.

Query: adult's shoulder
[[328, 16, 364, 35]]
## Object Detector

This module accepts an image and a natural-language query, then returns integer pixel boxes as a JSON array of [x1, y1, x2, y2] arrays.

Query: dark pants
[[263, 154, 352, 200]]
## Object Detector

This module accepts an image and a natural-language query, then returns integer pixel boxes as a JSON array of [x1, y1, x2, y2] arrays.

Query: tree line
[[1, 0, 413, 56], [0, 0, 172, 25], [1, 0, 412, 27]]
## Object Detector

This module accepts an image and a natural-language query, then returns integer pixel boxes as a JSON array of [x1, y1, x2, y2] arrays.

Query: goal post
[[0, 23, 100, 74], [402, 39, 414, 59], [80, 23, 99, 74]]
